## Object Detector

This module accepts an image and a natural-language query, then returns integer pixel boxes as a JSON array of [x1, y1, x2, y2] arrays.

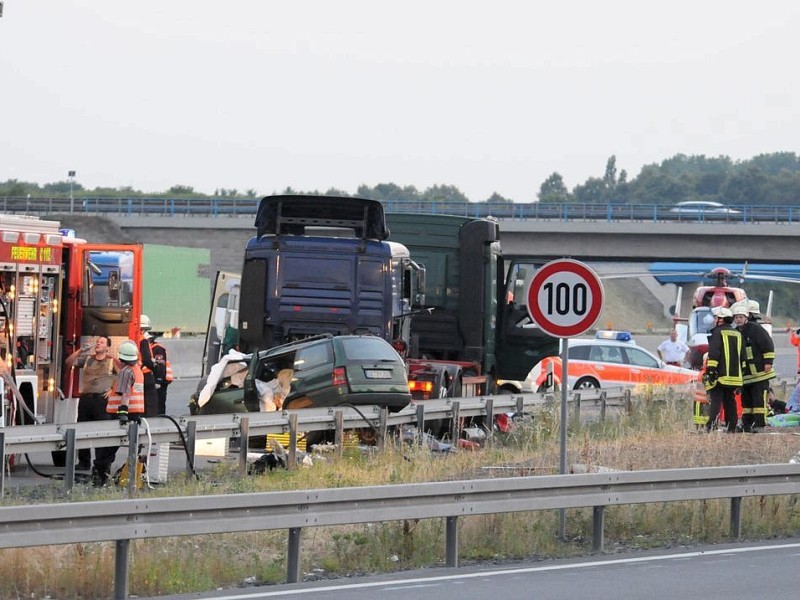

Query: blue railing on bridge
[[1, 196, 798, 224]]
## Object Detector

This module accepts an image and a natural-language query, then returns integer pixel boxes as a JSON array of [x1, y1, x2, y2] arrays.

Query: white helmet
[[140, 314, 152, 331], [711, 306, 733, 319], [747, 300, 761, 316], [118, 340, 139, 362], [730, 301, 749, 317]]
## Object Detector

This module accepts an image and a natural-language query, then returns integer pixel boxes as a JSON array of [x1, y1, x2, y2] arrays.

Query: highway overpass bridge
[[51, 214, 800, 274]]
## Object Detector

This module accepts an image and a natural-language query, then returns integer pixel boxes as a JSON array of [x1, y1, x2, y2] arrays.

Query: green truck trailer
[[142, 244, 211, 335]]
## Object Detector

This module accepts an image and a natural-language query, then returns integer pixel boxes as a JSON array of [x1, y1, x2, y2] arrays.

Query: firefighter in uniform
[[150, 335, 174, 415], [731, 300, 775, 431], [704, 306, 745, 433], [138, 314, 160, 417], [100, 340, 145, 486]]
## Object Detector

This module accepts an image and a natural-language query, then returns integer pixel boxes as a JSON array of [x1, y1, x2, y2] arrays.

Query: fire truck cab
[[0, 214, 142, 430]]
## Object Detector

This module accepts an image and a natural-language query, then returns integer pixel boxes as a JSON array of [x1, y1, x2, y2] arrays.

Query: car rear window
[[339, 337, 400, 361], [293, 343, 333, 371]]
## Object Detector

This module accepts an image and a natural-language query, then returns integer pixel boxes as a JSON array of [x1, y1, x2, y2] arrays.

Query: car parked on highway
[[524, 331, 699, 391], [669, 201, 741, 217], [192, 334, 411, 416]]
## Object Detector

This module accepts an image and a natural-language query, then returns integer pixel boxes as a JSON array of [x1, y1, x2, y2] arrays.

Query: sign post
[[526, 259, 604, 540]]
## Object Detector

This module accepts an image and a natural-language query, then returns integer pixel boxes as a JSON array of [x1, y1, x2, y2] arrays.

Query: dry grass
[[2, 390, 800, 599]]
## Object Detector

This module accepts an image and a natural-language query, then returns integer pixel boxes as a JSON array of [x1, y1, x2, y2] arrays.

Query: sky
[[2, 1, 799, 202]]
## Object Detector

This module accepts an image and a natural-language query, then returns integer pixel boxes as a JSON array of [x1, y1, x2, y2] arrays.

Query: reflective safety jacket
[[107, 364, 145, 414], [706, 324, 744, 388], [791, 328, 800, 374], [739, 321, 775, 385]]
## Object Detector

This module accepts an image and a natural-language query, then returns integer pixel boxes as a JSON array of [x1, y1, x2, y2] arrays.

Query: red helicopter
[[672, 267, 767, 369]]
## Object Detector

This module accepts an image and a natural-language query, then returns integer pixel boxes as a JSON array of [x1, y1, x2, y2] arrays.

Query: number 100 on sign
[[526, 259, 604, 338]]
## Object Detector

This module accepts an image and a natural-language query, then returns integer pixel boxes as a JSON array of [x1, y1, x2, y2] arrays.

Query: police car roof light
[[595, 330, 633, 342]]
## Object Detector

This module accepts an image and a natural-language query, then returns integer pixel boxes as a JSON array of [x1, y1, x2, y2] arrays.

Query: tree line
[[3, 152, 800, 206]]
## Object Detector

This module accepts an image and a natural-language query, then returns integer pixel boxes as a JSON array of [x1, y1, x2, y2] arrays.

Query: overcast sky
[[2, 1, 799, 202]]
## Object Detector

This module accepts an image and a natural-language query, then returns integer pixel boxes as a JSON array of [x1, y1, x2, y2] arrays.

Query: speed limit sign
[[526, 259, 604, 338]]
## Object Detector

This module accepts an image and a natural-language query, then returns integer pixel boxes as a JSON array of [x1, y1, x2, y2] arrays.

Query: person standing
[[149, 334, 173, 415], [657, 330, 689, 366], [786, 326, 800, 413], [704, 306, 745, 433], [732, 300, 775, 431], [138, 314, 159, 417], [103, 339, 145, 486], [64, 336, 117, 472]]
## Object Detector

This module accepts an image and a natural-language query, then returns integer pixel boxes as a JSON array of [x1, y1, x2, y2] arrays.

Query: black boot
[[91, 464, 110, 487]]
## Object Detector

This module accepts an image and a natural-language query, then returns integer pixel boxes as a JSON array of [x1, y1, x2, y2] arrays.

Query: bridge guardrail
[[3, 196, 799, 224]]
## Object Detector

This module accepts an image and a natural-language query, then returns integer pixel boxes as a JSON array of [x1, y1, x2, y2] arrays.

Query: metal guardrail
[[1, 461, 798, 599], [2, 196, 799, 224], [0, 388, 625, 455]]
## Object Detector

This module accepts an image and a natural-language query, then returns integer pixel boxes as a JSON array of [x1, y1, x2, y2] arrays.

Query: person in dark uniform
[[138, 314, 159, 417], [731, 300, 775, 432], [704, 306, 745, 433]]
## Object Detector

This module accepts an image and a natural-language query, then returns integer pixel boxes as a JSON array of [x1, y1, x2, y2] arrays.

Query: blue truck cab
[[237, 195, 423, 353]]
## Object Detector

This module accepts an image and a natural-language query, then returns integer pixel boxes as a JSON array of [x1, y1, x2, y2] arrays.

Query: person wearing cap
[[704, 306, 745, 433], [731, 300, 775, 431]]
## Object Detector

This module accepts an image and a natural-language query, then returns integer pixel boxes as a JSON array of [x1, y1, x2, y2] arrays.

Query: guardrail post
[[445, 516, 459, 567], [592, 506, 605, 552], [186, 420, 197, 477], [64, 428, 77, 493], [126, 422, 139, 498], [730, 497, 742, 539], [415, 404, 425, 446], [573, 393, 581, 428], [114, 539, 131, 599], [600, 391, 607, 422], [287, 527, 302, 583], [515, 396, 524, 417], [624, 389, 633, 414], [450, 401, 461, 443], [238, 418, 249, 475], [0, 430, 5, 498], [334, 411, 344, 458], [378, 408, 388, 451], [288, 414, 299, 469], [484, 399, 494, 446]]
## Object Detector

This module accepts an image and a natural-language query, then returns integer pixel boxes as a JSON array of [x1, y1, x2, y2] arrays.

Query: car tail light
[[408, 380, 434, 393], [332, 366, 347, 387]]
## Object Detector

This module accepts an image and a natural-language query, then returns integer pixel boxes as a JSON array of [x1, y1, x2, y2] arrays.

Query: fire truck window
[[83, 251, 135, 308]]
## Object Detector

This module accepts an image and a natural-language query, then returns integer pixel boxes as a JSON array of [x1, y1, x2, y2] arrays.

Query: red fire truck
[[0, 214, 142, 434]]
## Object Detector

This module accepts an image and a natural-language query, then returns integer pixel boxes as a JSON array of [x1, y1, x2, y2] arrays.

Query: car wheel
[[574, 377, 600, 390]]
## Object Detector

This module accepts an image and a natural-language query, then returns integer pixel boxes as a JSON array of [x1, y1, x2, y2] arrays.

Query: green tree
[[572, 177, 606, 204], [168, 185, 196, 196], [538, 172, 571, 203], [420, 184, 469, 204]]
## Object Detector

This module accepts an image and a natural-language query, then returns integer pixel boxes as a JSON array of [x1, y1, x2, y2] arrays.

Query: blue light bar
[[595, 330, 632, 342]]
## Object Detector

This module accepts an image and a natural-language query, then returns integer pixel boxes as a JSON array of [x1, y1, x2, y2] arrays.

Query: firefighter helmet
[[118, 340, 139, 362], [730, 301, 749, 317], [140, 314, 152, 331], [711, 306, 732, 319], [747, 300, 761, 316]]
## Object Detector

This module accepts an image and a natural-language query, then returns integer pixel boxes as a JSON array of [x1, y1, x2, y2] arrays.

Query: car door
[[586, 343, 629, 386], [621, 346, 663, 384]]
